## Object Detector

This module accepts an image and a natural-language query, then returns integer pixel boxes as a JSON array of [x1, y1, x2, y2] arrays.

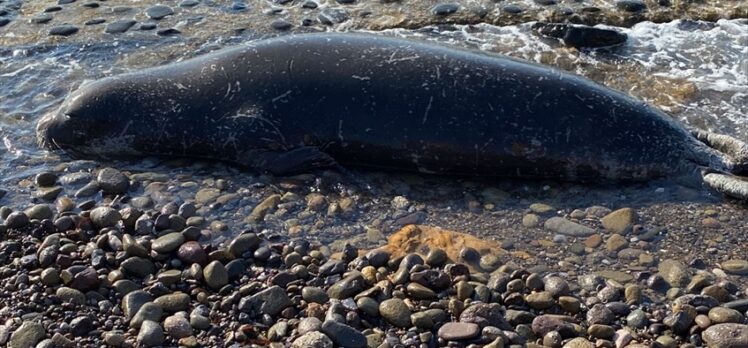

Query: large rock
[[600, 208, 636, 234], [9, 321, 45, 348], [722, 259, 748, 275], [97, 167, 129, 194], [702, 324, 748, 348], [459, 303, 511, 329]]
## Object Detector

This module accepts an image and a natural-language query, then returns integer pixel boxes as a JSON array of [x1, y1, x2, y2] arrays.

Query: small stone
[[659, 259, 691, 288], [155, 292, 190, 312], [292, 331, 333, 348], [163, 315, 192, 338], [130, 302, 162, 329], [320, 320, 366, 348], [522, 214, 540, 227], [90, 207, 121, 228], [146, 5, 174, 19], [302, 287, 329, 304], [437, 322, 480, 340], [702, 323, 748, 348], [379, 298, 411, 328], [606, 233, 628, 252], [97, 168, 129, 193], [203, 261, 228, 290], [121, 257, 156, 278], [151, 232, 184, 254], [432, 3, 459, 15], [238, 285, 291, 316], [601, 208, 636, 234], [616, 0, 647, 12], [246, 194, 280, 223], [526, 291, 555, 310], [588, 324, 615, 339], [35, 172, 58, 186], [708, 307, 745, 324], [563, 337, 594, 348], [544, 217, 595, 237], [25, 204, 54, 220], [228, 233, 260, 257], [722, 259, 748, 275], [137, 320, 164, 347]]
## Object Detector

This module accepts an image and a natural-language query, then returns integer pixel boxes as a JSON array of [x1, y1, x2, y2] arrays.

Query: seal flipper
[[703, 172, 748, 201], [691, 129, 748, 174], [247, 146, 337, 175]]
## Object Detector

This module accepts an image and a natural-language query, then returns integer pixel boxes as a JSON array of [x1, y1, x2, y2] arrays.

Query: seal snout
[[37, 110, 77, 150]]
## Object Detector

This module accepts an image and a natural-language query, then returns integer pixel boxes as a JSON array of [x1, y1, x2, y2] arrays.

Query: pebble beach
[[1, 0, 748, 347]]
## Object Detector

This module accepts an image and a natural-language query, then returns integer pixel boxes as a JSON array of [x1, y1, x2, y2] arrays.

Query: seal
[[36, 33, 748, 199]]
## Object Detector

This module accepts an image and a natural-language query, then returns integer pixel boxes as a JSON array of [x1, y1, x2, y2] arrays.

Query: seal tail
[[692, 129, 748, 175]]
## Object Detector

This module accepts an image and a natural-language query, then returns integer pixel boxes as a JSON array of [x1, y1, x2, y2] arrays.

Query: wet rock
[[544, 217, 595, 237], [321, 320, 366, 348], [90, 207, 121, 228], [35, 172, 58, 187], [178, 241, 207, 265], [533, 23, 627, 48], [25, 204, 53, 220], [327, 272, 365, 299], [246, 194, 280, 223], [151, 232, 184, 254], [228, 233, 260, 257], [97, 168, 129, 193], [438, 322, 479, 341], [5, 212, 30, 229]]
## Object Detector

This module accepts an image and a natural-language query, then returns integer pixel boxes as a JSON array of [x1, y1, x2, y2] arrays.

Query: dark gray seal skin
[[36, 33, 748, 194]]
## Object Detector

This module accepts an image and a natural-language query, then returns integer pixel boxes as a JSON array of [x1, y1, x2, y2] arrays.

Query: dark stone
[[320, 320, 366, 348], [616, 0, 647, 12], [70, 316, 95, 337], [105, 20, 137, 34], [302, 1, 318, 8], [146, 5, 174, 19], [432, 3, 459, 15], [45, 6, 63, 12], [534, 0, 557, 5], [49, 25, 79, 36], [157, 28, 181, 36], [59, 0, 77, 4], [139, 23, 156, 30], [29, 13, 54, 24], [502, 4, 523, 13], [70, 267, 100, 291], [318, 8, 348, 25], [533, 23, 627, 48], [238, 286, 291, 316], [82, 2, 100, 8], [84, 18, 105, 25], [180, 0, 199, 7], [532, 315, 576, 337]]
